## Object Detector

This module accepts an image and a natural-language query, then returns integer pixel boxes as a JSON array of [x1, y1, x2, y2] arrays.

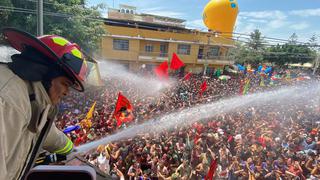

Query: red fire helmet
[[2, 27, 89, 92]]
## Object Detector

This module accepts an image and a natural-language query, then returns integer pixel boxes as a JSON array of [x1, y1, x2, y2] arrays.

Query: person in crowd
[[55, 62, 320, 179]]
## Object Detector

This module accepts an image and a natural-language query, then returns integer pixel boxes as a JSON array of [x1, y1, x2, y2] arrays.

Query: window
[[145, 44, 153, 52], [126, 9, 130, 14], [207, 46, 220, 58], [121, 9, 125, 13], [198, 45, 204, 59], [146, 64, 156, 71], [160, 43, 168, 57], [177, 44, 191, 55], [113, 39, 129, 51]]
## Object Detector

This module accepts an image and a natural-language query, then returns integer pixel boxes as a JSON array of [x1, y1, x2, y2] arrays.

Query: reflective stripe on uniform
[[54, 138, 73, 155]]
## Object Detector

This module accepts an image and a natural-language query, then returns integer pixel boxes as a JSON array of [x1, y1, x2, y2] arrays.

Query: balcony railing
[[197, 56, 234, 65], [198, 55, 230, 60], [139, 51, 168, 57], [138, 51, 168, 61]]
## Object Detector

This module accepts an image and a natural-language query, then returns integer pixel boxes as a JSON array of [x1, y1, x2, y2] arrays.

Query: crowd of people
[[56, 67, 320, 180]]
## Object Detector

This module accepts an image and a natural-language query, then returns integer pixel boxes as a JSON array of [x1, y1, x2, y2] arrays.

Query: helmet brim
[[2, 27, 84, 92]]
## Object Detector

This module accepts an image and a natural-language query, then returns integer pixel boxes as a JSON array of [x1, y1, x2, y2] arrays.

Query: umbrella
[[271, 75, 281, 81], [219, 75, 231, 80], [63, 125, 81, 134]]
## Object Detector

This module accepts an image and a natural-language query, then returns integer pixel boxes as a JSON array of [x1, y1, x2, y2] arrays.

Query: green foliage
[[228, 29, 265, 66], [264, 33, 316, 66], [0, 0, 13, 26], [248, 29, 265, 50], [228, 30, 316, 66], [265, 44, 315, 66], [0, 0, 105, 53], [288, 33, 298, 45]]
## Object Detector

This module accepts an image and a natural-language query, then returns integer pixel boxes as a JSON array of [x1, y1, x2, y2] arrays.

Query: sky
[[87, 0, 320, 43]]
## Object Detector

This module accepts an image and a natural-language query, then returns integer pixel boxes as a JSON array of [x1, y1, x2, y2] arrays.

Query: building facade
[[100, 5, 235, 74]]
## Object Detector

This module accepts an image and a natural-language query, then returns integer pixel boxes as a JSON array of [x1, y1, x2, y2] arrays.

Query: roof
[[104, 34, 235, 47], [103, 18, 190, 32], [119, 4, 137, 10], [140, 13, 186, 23]]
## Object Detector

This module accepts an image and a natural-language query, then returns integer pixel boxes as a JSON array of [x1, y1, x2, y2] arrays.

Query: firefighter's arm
[[42, 123, 73, 155], [0, 97, 8, 180]]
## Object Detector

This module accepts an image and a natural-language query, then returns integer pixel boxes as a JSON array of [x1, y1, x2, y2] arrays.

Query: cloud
[[289, 22, 310, 30], [236, 23, 258, 34], [239, 10, 287, 20], [236, 10, 285, 33], [247, 19, 268, 24], [141, 7, 185, 18], [238, 10, 289, 30], [185, 19, 207, 30], [290, 8, 320, 17], [269, 19, 289, 29]]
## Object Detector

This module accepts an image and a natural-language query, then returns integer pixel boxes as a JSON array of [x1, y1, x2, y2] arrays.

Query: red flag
[[194, 133, 201, 144], [170, 53, 184, 70], [205, 159, 217, 180], [200, 81, 207, 94], [183, 72, 192, 81], [114, 92, 134, 127], [154, 61, 169, 79]]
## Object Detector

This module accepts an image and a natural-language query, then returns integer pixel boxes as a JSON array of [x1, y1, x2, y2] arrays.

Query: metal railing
[[197, 55, 231, 61], [139, 51, 168, 57]]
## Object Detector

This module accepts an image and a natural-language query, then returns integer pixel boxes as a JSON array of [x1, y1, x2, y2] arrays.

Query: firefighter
[[0, 28, 89, 180]]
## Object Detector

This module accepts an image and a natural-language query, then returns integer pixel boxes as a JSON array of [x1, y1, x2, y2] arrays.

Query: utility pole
[[37, 0, 43, 36], [204, 34, 211, 76], [313, 53, 319, 75]]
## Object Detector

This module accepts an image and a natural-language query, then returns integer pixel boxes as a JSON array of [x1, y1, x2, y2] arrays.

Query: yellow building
[[101, 4, 235, 74]]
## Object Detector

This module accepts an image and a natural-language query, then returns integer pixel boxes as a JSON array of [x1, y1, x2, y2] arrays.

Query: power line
[[0, 5, 318, 47], [220, 31, 318, 46], [1, 5, 318, 49], [218, 36, 316, 59], [0, 6, 104, 22]]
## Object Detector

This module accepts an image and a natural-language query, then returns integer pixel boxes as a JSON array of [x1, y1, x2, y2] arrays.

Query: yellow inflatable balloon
[[203, 0, 239, 36]]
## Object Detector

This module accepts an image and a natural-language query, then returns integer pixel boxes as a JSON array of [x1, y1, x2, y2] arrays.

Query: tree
[[265, 43, 315, 66], [0, 0, 13, 27], [0, 0, 105, 53], [248, 29, 265, 51], [308, 34, 319, 74], [288, 33, 298, 45], [229, 29, 265, 67], [308, 34, 317, 46]]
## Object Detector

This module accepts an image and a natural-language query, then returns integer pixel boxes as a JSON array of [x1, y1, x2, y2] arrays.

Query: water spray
[[72, 82, 320, 156]]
